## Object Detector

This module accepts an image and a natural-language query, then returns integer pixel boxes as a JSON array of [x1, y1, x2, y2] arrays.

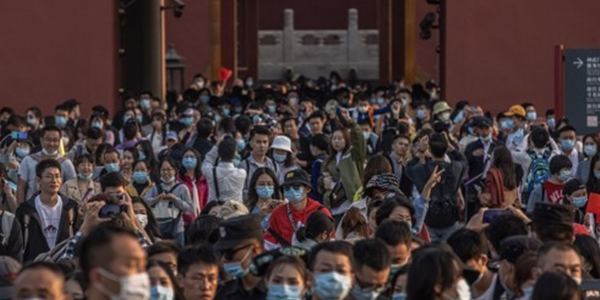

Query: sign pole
[[555, 44, 565, 118]]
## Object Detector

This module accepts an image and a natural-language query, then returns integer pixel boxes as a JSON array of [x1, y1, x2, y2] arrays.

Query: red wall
[[444, 0, 600, 115], [165, 0, 211, 86], [0, 0, 119, 116]]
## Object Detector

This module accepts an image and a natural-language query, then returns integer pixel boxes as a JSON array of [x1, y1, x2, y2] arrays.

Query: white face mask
[[443, 279, 471, 300], [96, 268, 150, 300], [136, 214, 148, 227]]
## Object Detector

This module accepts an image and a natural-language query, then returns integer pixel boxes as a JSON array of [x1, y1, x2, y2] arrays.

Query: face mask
[[453, 110, 464, 124], [267, 105, 277, 114], [273, 153, 287, 164], [559, 170, 571, 182], [141, 99, 151, 110], [547, 117, 556, 128], [162, 176, 176, 184], [223, 247, 252, 279], [392, 293, 407, 300], [481, 134, 492, 142], [96, 268, 150, 300], [266, 284, 303, 300], [289, 98, 299, 106], [78, 172, 93, 181], [180, 117, 194, 127], [235, 106, 243, 114], [284, 186, 304, 203], [416, 109, 427, 120], [133, 171, 149, 184], [451, 279, 471, 300], [195, 79, 205, 89], [214, 114, 221, 124], [511, 128, 524, 143], [585, 145, 598, 157], [573, 196, 588, 208], [595, 171, 600, 180], [246, 80, 254, 88], [350, 284, 382, 300], [363, 132, 370, 141], [561, 139, 576, 152], [376, 98, 385, 105], [501, 119, 514, 130], [223, 108, 231, 117], [92, 121, 103, 129], [236, 139, 246, 152], [42, 148, 58, 156], [15, 147, 30, 158], [150, 285, 173, 300], [200, 95, 210, 104], [526, 111, 537, 121], [136, 214, 148, 227], [55, 116, 68, 128], [105, 163, 120, 173], [182, 157, 198, 169], [313, 272, 352, 300], [388, 262, 407, 282], [256, 186, 275, 199], [138, 152, 147, 161], [401, 99, 408, 107], [252, 115, 262, 125], [440, 112, 451, 122], [123, 115, 132, 123], [27, 116, 38, 127], [136, 116, 143, 124], [358, 106, 369, 113]]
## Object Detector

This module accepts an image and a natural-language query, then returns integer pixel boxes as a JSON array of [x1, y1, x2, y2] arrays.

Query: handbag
[[329, 181, 348, 208]]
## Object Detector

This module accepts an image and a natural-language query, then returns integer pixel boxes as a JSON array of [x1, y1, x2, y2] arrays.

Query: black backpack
[[424, 161, 462, 229]]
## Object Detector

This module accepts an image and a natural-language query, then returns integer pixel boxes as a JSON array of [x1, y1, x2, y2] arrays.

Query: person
[[531, 272, 584, 300], [532, 203, 576, 244], [0, 164, 18, 212], [320, 109, 366, 217], [293, 211, 334, 251], [348, 239, 391, 300], [12, 261, 66, 300], [486, 214, 528, 258], [562, 179, 588, 221], [447, 228, 501, 300], [178, 148, 208, 223], [0, 185, 23, 262], [238, 126, 278, 199], [60, 153, 101, 204], [145, 157, 193, 244], [503, 105, 528, 152], [556, 126, 582, 176], [264, 169, 332, 249], [97, 146, 121, 178], [15, 159, 79, 262], [388, 133, 414, 196], [576, 134, 600, 183], [191, 118, 216, 158], [127, 160, 156, 198], [526, 155, 573, 213], [387, 262, 410, 300], [66, 127, 104, 163], [264, 255, 309, 300], [176, 245, 220, 300], [245, 167, 283, 229], [586, 153, 600, 194], [512, 251, 538, 300], [0, 136, 33, 185], [407, 132, 467, 242], [214, 215, 267, 300], [202, 137, 247, 202], [186, 214, 220, 245], [340, 207, 371, 243], [132, 196, 162, 242], [121, 147, 138, 182], [480, 146, 520, 208], [270, 135, 300, 184], [308, 241, 354, 300], [511, 127, 556, 199], [497, 236, 541, 300], [309, 134, 329, 202], [375, 220, 413, 279], [406, 244, 470, 300], [79, 224, 150, 300], [537, 242, 583, 284], [147, 260, 185, 300], [147, 240, 181, 275], [573, 234, 600, 279], [17, 125, 77, 203]]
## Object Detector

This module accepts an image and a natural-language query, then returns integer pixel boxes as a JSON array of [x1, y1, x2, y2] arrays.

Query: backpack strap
[[67, 208, 74, 237], [267, 227, 291, 247], [22, 214, 30, 255], [213, 164, 220, 200]]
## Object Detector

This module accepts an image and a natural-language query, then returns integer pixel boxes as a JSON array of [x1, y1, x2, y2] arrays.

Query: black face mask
[[123, 123, 138, 140]]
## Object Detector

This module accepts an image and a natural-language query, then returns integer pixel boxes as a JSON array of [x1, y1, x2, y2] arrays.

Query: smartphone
[[483, 208, 510, 223], [98, 204, 128, 219], [10, 131, 27, 140]]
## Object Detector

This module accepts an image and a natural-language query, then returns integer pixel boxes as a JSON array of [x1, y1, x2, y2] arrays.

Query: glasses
[[283, 184, 303, 191], [42, 175, 61, 181]]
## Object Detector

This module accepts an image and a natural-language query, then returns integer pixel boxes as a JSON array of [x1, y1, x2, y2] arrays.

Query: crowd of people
[[0, 72, 597, 300]]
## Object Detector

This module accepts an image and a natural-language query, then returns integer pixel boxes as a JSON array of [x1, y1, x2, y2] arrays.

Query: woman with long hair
[[586, 153, 600, 194], [576, 134, 600, 183], [178, 148, 208, 225], [480, 146, 520, 208], [245, 167, 283, 229]]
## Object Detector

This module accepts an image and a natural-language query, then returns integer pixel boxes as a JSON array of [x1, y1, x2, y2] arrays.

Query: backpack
[[524, 149, 551, 194], [423, 162, 460, 229]]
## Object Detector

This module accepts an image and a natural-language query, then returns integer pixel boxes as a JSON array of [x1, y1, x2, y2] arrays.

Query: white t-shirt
[[472, 274, 497, 300], [34, 196, 63, 249]]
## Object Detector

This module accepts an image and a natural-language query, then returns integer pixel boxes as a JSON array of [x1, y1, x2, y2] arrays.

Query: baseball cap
[[282, 169, 311, 188], [563, 179, 586, 196], [214, 214, 263, 251], [499, 236, 541, 264], [504, 105, 526, 118]]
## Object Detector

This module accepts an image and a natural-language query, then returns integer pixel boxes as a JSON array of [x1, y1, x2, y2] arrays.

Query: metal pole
[[555, 44, 565, 118]]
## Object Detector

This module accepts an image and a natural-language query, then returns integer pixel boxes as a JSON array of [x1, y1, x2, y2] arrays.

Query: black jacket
[[15, 194, 79, 262]]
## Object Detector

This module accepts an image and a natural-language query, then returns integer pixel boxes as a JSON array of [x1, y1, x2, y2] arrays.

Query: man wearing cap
[[264, 169, 332, 250], [464, 116, 502, 218], [215, 215, 267, 300], [503, 105, 528, 152]]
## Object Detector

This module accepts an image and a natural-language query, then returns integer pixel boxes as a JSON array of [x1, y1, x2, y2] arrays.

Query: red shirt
[[543, 181, 564, 204], [264, 198, 332, 246]]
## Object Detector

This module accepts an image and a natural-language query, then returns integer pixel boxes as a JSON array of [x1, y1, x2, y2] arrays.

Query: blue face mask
[[15, 147, 30, 158], [501, 119, 514, 130], [92, 121, 103, 129], [416, 109, 426, 120], [180, 117, 194, 127], [363, 132, 370, 141], [594, 171, 600, 180], [561, 139, 576, 152], [235, 106, 243, 114], [136, 115, 143, 124], [573, 196, 588, 208], [214, 114, 221, 124], [132, 171, 149, 183], [104, 163, 120, 173], [141, 99, 151, 110], [526, 111, 537, 121], [467, 127, 474, 136], [453, 110, 464, 124], [547, 117, 556, 128], [138, 151, 147, 161], [223, 108, 231, 116], [585, 145, 598, 157], [256, 186, 275, 199], [313, 272, 352, 300], [350, 284, 382, 300], [511, 128, 524, 143], [150, 285, 174, 300], [392, 293, 407, 300], [273, 153, 287, 164], [376, 97, 385, 105], [559, 170, 571, 182], [223, 247, 252, 279], [200, 95, 210, 104], [55, 116, 68, 128], [266, 284, 303, 300], [284, 186, 304, 203], [182, 157, 198, 169], [267, 105, 277, 114], [236, 139, 246, 152], [123, 115, 132, 123]]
